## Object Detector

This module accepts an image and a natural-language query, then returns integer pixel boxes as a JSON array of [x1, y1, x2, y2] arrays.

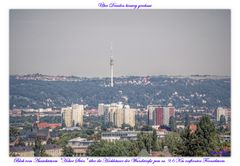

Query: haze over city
[[10, 10, 230, 77]]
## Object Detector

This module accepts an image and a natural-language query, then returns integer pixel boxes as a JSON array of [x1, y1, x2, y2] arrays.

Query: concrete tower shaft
[[110, 42, 114, 87]]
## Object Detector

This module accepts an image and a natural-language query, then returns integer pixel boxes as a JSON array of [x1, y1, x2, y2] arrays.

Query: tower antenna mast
[[110, 42, 114, 87]]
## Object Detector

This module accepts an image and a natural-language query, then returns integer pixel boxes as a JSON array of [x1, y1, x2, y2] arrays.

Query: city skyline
[[10, 10, 230, 77]]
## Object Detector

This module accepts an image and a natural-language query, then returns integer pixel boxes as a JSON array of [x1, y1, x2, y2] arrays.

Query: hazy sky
[[10, 10, 230, 77]]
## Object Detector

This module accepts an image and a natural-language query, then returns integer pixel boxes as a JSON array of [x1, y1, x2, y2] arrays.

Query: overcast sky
[[10, 10, 230, 77]]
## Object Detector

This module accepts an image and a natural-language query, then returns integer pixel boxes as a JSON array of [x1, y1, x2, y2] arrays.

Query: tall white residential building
[[114, 109, 124, 128], [72, 104, 84, 127], [123, 108, 136, 127], [103, 103, 135, 127], [103, 104, 111, 125], [62, 107, 73, 128], [108, 104, 120, 124], [98, 103, 105, 116], [163, 107, 170, 125], [103, 103, 119, 126], [62, 104, 84, 128]]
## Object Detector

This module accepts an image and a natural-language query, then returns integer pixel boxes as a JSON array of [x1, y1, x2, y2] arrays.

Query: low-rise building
[[101, 131, 155, 142], [36, 122, 61, 129], [10, 146, 34, 157], [36, 129, 50, 144], [45, 144, 63, 157], [67, 137, 95, 156], [19, 127, 50, 146], [101, 131, 138, 142]]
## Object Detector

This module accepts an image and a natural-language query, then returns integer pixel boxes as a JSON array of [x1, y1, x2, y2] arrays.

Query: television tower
[[110, 42, 114, 87]]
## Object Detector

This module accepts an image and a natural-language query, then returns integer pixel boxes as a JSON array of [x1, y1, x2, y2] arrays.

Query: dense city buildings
[[9, 102, 230, 157]]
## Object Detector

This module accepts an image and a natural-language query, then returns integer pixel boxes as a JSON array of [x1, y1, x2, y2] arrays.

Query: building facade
[[45, 144, 63, 157], [10, 146, 34, 157], [68, 137, 95, 156], [216, 107, 229, 122], [62, 107, 72, 128], [114, 109, 124, 127], [155, 107, 164, 125], [123, 108, 136, 127], [72, 104, 84, 127], [153, 104, 175, 126], [103, 103, 135, 128], [62, 104, 84, 128], [98, 103, 105, 116], [147, 105, 161, 125]]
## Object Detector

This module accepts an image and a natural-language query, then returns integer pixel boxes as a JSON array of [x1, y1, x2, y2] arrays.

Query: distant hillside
[[10, 75, 230, 109]]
